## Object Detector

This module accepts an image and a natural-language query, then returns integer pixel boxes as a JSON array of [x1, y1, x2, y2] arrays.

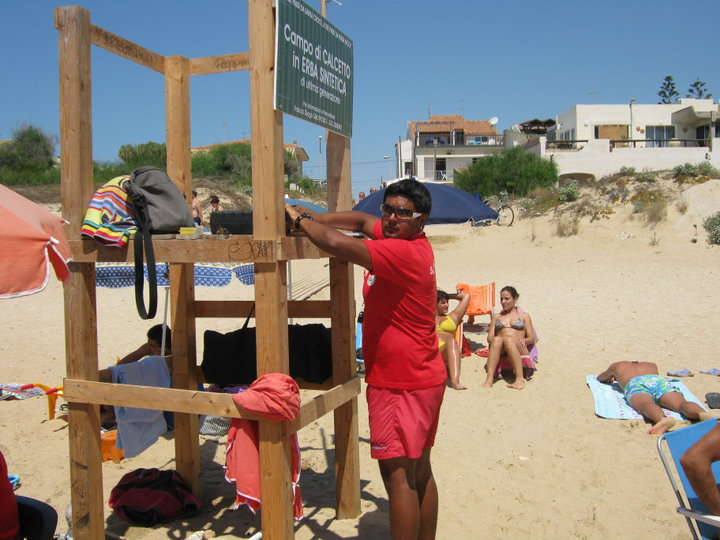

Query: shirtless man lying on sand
[[597, 361, 712, 435]]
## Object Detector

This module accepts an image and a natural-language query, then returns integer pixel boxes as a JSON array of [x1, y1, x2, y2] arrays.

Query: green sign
[[275, 0, 353, 138]]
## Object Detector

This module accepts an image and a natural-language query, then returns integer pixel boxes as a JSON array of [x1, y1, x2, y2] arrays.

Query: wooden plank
[[55, 6, 95, 237], [279, 236, 328, 260], [68, 237, 277, 263], [165, 54, 202, 496], [287, 377, 361, 433], [326, 132, 353, 212], [249, 0, 294, 535], [324, 73, 361, 517], [190, 52, 250, 75], [64, 379, 249, 416], [64, 378, 360, 427], [196, 300, 331, 319], [89, 24, 165, 73], [56, 7, 105, 540]]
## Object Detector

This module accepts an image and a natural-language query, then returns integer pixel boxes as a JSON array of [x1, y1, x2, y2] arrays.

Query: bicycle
[[474, 192, 514, 226]]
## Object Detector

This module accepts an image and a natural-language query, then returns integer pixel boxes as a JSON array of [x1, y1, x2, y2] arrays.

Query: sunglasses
[[380, 203, 422, 220]]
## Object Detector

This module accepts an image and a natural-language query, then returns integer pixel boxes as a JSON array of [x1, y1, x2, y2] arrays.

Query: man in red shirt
[[286, 179, 445, 540]]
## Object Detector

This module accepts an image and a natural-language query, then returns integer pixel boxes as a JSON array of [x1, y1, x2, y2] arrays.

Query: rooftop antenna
[[427, 101, 436, 118], [587, 90, 603, 103], [489, 116, 499, 126]]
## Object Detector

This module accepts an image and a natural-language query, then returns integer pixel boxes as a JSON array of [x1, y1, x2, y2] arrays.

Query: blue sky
[[1, 0, 718, 196]]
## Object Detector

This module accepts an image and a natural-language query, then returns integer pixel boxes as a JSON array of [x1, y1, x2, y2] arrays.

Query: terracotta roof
[[408, 115, 500, 137]]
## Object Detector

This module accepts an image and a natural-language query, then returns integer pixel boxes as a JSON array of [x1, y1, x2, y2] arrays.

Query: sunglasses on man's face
[[380, 203, 422, 220]]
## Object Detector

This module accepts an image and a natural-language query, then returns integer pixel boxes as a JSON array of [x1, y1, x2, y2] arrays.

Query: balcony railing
[[546, 139, 708, 150]]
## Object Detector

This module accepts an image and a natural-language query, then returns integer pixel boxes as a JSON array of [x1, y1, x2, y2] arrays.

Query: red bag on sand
[[109, 468, 200, 526]]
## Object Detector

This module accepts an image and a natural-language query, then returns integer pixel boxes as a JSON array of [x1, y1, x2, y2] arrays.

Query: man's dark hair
[[192, 190, 198, 197], [147, 324, 172, 351], [210, 195, 220, 204], [383, 179, 432, 215]]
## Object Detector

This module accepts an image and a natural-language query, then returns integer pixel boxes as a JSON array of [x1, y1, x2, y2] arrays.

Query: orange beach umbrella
[[0, 184, 72, 298]]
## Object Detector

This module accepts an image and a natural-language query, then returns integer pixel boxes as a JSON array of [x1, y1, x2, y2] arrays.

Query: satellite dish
[[489, 116, 499, 126]]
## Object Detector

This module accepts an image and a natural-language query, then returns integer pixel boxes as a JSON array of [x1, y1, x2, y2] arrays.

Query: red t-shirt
[[0, 451, 20, 540], [362, 220, 445, 389]]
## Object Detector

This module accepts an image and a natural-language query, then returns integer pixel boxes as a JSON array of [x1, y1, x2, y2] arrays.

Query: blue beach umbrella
[[353, 182, 497, 225], [284, 195, 328, 214]]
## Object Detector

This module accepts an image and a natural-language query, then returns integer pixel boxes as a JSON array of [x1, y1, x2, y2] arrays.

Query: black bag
[[126, 167, 193, 319], [108, 468, 200, 526], [201, 322, 333, 386]]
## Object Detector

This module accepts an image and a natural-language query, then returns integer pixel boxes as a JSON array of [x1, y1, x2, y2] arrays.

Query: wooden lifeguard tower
[[55, 2, 360, 538]]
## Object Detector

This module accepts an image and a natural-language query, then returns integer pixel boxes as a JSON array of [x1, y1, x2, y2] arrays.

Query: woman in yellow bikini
[[436, 289, 470, 390], [481, 285, 535, 390]]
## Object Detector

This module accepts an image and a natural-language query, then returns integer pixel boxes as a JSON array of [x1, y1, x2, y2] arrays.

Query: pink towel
[[224, 373, 303, 520]]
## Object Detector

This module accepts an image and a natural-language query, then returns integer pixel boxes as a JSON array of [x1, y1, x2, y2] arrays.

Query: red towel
[[224, 374, 303, 520]]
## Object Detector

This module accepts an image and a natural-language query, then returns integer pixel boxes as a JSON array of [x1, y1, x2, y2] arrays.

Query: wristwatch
[[295, 212, 314, 230]]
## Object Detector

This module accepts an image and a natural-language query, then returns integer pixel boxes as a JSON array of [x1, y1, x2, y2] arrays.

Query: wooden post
[[249, 1, 294, 538], [55, 6, 105, 540], [165, 54, 202, 495], [326, 132, 361, 518]]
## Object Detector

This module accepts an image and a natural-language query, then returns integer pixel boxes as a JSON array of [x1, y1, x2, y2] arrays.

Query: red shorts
[[367, 383, 445, 460]]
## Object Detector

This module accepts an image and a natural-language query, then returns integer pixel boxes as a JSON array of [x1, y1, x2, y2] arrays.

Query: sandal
[[667, 369, 694, 377], [701, 369, 720, 376]]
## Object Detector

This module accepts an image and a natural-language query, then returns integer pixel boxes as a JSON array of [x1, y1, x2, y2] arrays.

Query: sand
[[3, 180, 720, 539]]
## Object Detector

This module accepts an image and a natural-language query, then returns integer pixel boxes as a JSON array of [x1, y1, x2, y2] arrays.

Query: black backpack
[[126, 167, 193, 319], [108, 468, 200, 526]]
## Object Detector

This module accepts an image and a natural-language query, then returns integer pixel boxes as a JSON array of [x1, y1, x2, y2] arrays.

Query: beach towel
[[0, 383, 46, 400], [224, 374, 303, 520], [109, 356, 171, 458], [585, 375, 706, 420]]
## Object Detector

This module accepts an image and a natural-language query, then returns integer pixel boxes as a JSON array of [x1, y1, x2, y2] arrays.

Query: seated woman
[[480, 285, 535, 390], [436, 289, 470, 390]]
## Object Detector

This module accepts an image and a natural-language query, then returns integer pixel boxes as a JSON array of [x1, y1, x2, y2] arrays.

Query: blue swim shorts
[[623, 374, 679, 403]]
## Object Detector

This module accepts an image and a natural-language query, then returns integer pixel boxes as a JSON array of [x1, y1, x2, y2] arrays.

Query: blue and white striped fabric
[[95, 263, 255, 288]]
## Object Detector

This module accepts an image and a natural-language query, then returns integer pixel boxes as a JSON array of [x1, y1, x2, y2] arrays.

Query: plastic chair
[[17, 495, 58, 540], [18, 383, 64, 420], [657, 418, 720, 540]]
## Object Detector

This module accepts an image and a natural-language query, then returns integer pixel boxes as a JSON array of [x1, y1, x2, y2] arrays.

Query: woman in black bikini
[[480, 286, 535, 390]]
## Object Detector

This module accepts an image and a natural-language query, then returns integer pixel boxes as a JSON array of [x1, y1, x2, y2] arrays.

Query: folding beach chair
[[456, 282, 495, 330], [657, 418, 720, 540]]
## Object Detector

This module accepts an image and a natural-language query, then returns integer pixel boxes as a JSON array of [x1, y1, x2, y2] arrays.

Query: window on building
[[646, 125, 675, 147]]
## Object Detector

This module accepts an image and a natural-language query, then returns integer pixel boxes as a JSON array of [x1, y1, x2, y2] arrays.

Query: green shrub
[[673, 162, 699, 178], [0, 165, 60, 186], [454, 146, 557, 197], [93, 161, 131, 183], [619, 166, 636, 175], [636, 171, 657, 182], [703, 211, 720, 244], [558, 179, 579, 202], [0, 124, 55, 173], [118, 141, 167, 170], [699, 161, 720, 178]]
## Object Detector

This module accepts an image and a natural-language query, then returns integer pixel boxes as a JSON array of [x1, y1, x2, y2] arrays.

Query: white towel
[[109, 356, 171, 457]]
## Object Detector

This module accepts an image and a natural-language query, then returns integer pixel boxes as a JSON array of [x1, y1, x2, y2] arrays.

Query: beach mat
[[585, 375, 706, 420], [0, 383, 46, 400]]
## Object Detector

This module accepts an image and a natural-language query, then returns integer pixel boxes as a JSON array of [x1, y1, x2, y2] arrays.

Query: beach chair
[[657, 418, 720, 540], [456, 282, 495, 330], [20, 383, 64, 420]]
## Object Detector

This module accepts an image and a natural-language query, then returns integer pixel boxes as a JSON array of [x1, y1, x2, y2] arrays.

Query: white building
[[520, 98, 719, 178], [395, 114, 502, 183]]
